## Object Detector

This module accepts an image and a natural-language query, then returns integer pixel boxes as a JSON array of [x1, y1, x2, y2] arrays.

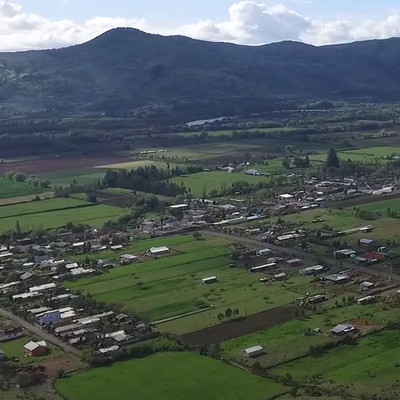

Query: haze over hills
[[1, 27, 400, 120]]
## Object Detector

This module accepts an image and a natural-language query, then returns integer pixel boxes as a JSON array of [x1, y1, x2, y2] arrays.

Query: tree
[[326, 148, 340, 168], [225, 307, 233, 319], [282, 159, 291, 169]]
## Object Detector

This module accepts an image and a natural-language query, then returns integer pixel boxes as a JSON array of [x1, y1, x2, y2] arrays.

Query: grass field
[[0, 198, 123, 233], [0, 178, 43, 199], [68, 234, 317, 334], [55, 352, 287, 400], [311, 146, 400, 164], [43, 169, 106, 186], [270, 330, 400, 393], [171, 171, 268, 196], [95, 160, 180, 170], [220, 302, 399, 368]]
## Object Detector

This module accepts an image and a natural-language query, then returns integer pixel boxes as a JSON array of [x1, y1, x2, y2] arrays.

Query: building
[[330, 324, 356, 336], [299, 265, 325, 276], [149, 246, 170, 256], [359, 239, 375, 249], [360, 281, 374, 291], [324, 273, 350, 284], [24, 340, 48, 357], [286, 258, 303, 267], [0, 325, 23, 342], [201, 276, 218, 284], [357, 295, 376, 305], [245, 169, 262, 176], [256, 248, 272, 257], [333, 249, 356, 259], [250, 263, 276, 273], [243, 345, 264, 358], [119, 254, 139, 265], [0, 349, 5, 361]]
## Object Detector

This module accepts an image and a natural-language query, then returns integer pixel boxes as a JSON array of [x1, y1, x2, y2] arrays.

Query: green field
[[311, 146, 400, 164], [55, 352, 287, 400], [43, 169, 106, 187], [270, 330, 400, 393], [360, 198, 400, 214], [221, 302, 400, 368], [67, 234, 317, 334], [0, 198, 123, 233], [0, 178, 43, 199], [171, 171, 268, 196]]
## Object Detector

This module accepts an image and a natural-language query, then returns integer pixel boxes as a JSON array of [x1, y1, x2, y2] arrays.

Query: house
[[273, 272, 287, 280], [29, 283, 56, 293], [360, 281, 374, 291], [169, 204, 189, 210], [357, 295, 376, 305], [324, 273, 350, 284], [286, 258, 303, 267], [120, 254, 139, 265], [0, 325, 23, 342], [333, 249, 356, 259], [330, 324, 356, 336], [279, 194, 294, 201], [243, 345, 264, 358], [308, 294, 326, 304], [24, 340, 48, 357], [250, 263, 276, 273], [201, 276, 218, 284], [256, 248, 272, 257], [245, 169, 262, 176], [149, 246, 170, 256], [299, 265, 325, 276], [359, 239, 375, 249]]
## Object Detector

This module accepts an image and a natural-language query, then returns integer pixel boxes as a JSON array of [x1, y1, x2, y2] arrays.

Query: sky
[[1, 1, 400, 51]]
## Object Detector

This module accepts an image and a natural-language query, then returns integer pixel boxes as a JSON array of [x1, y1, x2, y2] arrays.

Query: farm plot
[[0, 178, 43, 199], [55, 352, 287, 400], [220, 302, 395, 368], [0, 198, 123, 233], [270, 330, 400, 393], [171, 171, 267, 197], [311, 146, 400, 164], [43, 169, 106, 187], [68, 234, 313, 333]]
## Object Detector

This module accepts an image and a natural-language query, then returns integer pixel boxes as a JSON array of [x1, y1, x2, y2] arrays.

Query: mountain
[[1, 28, 400, 119]]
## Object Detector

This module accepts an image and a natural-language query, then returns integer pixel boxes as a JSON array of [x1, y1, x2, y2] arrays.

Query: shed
[[359, 239, 375, 248], [201, 276, 218, 284], [330, 324, 356, 336], [286, 258, 303, 267], [149, 246, 170, 256], [256, 248, 272, 257], [243, 345, 264, 358]]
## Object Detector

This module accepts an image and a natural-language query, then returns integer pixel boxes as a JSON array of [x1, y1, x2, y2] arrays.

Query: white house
[[243, 345, 264, 358]]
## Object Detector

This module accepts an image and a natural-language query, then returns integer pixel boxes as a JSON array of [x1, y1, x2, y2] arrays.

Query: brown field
[[180, 305, 298, 346], [0, 192, 54, 206], [0, 154, 130, 175], [96, 190, 137, 208]]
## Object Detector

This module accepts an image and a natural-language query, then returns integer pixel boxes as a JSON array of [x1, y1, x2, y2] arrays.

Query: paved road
[[204, 230, 400, 282], [0, 308, 82, 357]]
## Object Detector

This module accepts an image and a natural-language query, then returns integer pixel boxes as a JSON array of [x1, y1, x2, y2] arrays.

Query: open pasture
[[0, 178, 43, 199], [0, 198, 123, 233], [220, 302, 397, 368], [171, 171, 267, 196], [43, 169, 106, 187], [270, 330, 400, 393], [55, 352, 287, 400], [311, 146, 400, 164], [68, 234, 314, 333]]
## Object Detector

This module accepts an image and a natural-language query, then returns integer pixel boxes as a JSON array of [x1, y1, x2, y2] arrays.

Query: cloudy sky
[[2, 0, 400, 51]]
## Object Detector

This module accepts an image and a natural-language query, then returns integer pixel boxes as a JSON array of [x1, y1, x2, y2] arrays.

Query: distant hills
[[1, 28, 400, 120]]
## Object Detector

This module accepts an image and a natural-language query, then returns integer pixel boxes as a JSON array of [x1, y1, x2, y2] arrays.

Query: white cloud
[[0, 1, 147, 51], [177, 1, 311, 44], [1, 0, 400, 51]]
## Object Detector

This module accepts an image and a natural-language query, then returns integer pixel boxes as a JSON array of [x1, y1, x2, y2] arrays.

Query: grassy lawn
[[0, 178, 43, 199], [270, 330, 400, 393], [67, 234, 317, 333], [94, 160, 182, 170], [55, 352, 287, 400], [177, 127, 298, 138], [1, 335, 62, 365], [359, 198, 400, 214], [171, 171, 268, 196]]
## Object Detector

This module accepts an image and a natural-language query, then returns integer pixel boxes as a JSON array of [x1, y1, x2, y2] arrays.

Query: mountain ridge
[[0, 28, 400, 119]]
